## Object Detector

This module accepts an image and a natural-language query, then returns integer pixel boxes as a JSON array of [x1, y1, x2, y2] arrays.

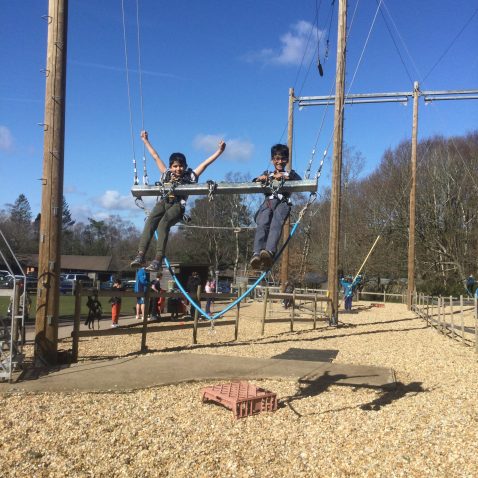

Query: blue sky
[[1, 0, 477, 228]]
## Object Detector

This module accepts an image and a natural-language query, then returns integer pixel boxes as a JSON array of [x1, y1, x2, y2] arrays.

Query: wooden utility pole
[[280, 87, 295, 291], [407, 81, 419, 310], [327, 0, 347, 325], [297, 87, 477, 312], [35, 0, 68, 364]]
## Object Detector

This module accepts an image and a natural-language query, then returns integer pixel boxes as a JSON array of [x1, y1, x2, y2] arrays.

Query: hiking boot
[[250, 254, 262, 270], [130, 253, 145, 268], [260, 250, 274, 269], [145, 259, 161, 272]]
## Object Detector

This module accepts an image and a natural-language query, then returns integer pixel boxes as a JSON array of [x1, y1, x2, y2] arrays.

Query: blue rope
[[163, 220, 301, 321], [164, 257, 212, 320]]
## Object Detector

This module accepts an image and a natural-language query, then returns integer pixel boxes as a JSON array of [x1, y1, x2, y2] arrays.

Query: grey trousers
[[138, 200, 183, 260], [253, 198, 291, 255]]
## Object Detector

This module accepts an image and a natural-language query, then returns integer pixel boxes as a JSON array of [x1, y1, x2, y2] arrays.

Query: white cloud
[[70, 204, 94, 224], [243, 21, 325, 66], [193, 134, 254, 162], [0, 126, 13, 152], [64, 185, 83, 194], [69, 200, 145, 228], [96, 190, 137, 210]]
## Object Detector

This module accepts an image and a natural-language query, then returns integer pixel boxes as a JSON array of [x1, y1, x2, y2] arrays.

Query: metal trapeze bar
[[131, 179, 318, 198]]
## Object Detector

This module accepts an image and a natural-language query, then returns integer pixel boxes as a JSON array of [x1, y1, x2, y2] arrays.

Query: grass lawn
[[0, 295, 138, 319]]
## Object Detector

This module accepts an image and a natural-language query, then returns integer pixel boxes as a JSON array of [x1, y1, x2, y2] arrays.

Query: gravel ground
[[1, 301, 478, 477]]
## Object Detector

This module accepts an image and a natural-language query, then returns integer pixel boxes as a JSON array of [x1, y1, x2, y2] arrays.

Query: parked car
[[60, 273, 94, 294], [217, 281, 231, 293], [0, 270, 10, 280], [100, 280, 115, 290], [60, 278, 73, 294], [0, 274, 25, 289], [121, 279, 136, 291], [63, 273, 94, 288]]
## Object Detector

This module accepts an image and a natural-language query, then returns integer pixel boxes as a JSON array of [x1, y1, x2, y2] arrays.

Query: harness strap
[[206, 180, 217, 202]]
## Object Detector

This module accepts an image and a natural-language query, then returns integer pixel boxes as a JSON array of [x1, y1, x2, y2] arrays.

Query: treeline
[[0, 196, 140, 271], [1, 131, 477, 294], [302, 130, 478, 295]]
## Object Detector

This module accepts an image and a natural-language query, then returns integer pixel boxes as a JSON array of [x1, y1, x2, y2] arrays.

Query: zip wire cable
[[319, 0, 381, 170], [423, 5, 478, 83], [277, 0, 327, 147], [379, 0, 423, 83], [375, 0, 414, 84], [304, 0, 361, 179]]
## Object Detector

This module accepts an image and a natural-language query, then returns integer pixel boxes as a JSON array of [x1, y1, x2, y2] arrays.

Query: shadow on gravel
[[278, 376, 426, 417], [70, 322, 428, 363], [278, 371, 348, 416], [359, 381, 426, 411]]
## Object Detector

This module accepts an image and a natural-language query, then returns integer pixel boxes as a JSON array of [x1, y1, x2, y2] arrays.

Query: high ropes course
[[121, 0, 324, 323]]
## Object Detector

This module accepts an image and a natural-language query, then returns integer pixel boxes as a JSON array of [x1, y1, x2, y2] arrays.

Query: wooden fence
[[71, 284, 332, 362], [413, 292, 478, 353]]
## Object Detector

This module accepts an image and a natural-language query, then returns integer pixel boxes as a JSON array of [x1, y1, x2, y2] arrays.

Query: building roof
[[20, 254, 113, 272]]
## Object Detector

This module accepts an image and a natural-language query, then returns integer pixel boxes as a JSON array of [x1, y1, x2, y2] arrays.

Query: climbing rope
[[121, 0, 149, 185], [120, 0, 138, 185]]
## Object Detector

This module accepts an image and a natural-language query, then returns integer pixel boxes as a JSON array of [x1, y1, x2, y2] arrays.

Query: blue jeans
[[253, 199, 291, 254], [206, 299, 214, 315]]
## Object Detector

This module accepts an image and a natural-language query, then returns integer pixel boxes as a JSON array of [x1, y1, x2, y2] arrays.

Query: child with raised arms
[[131, 131, 226, 272]]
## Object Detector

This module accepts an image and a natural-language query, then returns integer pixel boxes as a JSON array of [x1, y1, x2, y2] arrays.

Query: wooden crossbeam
[[131, 179, 317, 198]]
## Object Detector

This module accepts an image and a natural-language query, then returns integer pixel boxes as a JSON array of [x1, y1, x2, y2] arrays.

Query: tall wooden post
[[407, 81, 419, 310], [327, 0, 347, 324], [35, 0, 68, 364], [280, 87, 295, 291]]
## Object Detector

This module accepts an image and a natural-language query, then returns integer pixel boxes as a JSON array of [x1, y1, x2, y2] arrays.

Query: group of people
[[83, 269, 218, 328], [129, 131, 300, 276], [132, 268, 217, 325], [184, 272, 217, 317], [133, 268, 168, 323]]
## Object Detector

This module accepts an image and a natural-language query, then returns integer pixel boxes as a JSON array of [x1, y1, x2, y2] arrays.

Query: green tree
[[8, 194, 32, 225], [170, 172, 253, 275], [4, 194, 34, 252], [62, 197, 75, 230]]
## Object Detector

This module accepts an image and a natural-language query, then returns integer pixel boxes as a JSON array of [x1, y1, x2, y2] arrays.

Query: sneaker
[[145, 259, 161, 272], [260, 250, 274, 269], [111, 323, 119, 328], [250, 254, 262, 270], [130, 254, 145, 268]]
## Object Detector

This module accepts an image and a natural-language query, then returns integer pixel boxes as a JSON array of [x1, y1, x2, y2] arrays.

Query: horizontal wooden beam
[[131, 179, 318, 198]]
